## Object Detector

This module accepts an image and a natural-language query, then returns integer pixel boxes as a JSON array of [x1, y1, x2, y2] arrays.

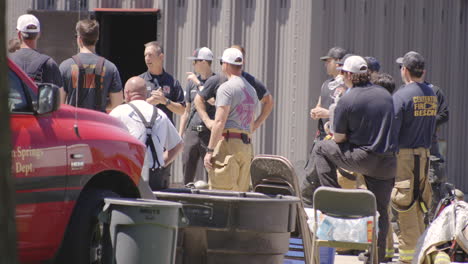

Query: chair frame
[[310, 186, 378, 264], [250, 154, 313, 264]]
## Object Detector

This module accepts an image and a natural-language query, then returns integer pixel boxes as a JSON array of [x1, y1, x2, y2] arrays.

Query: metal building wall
[[160, 0, 468, 191], [6, 0, 468, 193], [159, 0, 315, 183], [310, 0, 468, 194], [6, 1, 33, 40]]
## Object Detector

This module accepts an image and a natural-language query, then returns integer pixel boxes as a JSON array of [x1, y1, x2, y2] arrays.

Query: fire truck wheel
[[56, 188, 119, 264]]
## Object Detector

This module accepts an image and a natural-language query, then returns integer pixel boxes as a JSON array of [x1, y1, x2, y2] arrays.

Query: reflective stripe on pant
[[208, 135, 253, 192], [431, 251, 451, 264], [391, 147, 432, 263], [385, 206, 395, 259]]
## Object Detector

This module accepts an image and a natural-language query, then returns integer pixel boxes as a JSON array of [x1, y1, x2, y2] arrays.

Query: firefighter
[[392, 51, 437, 263]]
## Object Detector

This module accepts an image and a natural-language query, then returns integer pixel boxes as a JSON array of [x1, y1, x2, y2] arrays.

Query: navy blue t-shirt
[[199, 71, 268, 101], [393, 82, 437, 149], [199, 71, 268, 120], [334, 83, 397, 153], [10, 48, 63, 87], [139, 70, 185, 123]]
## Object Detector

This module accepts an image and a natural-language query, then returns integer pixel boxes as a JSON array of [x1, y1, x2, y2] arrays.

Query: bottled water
[[305, 208, 378, 243]]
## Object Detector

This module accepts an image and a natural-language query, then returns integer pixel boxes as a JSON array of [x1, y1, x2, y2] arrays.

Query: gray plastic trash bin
[[101, 198, 187, 264], [154, 189, 300, 264]]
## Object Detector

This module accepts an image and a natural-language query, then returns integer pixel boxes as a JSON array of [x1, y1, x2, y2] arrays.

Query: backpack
[[68, 55, 106, 111]]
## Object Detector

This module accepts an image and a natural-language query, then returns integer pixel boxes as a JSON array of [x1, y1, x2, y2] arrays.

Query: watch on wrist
[[165, 98, 171, 106], [206, 148, 214, 153]]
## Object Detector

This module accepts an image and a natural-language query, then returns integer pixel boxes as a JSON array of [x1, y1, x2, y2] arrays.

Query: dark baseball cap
[[320, 47, 347, 61], [396, 51, 425, 73], [365, 56, 380, 72], [337, 53, 355, 65]]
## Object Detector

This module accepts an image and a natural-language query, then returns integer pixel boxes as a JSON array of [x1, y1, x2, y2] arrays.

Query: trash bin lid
[[154, 190, 300, 205], [104, 198, 182, 208]]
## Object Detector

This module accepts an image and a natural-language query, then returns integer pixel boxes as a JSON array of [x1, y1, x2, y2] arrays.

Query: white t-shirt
[[110, 100, 182, 169]]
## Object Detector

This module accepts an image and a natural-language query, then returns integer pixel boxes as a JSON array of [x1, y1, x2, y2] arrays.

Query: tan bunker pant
[[391, 148, 432, 263], [208, 129, 253, 192]]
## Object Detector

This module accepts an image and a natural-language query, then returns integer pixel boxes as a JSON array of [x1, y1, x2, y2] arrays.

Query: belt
[[398, 147, 430, 156], [222, 132, 251, 144], [191, 125, 207, 132]]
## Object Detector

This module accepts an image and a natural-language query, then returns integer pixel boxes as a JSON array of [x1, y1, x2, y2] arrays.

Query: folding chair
[[250, 154, 313, 264], [310, 186, 378, 264]]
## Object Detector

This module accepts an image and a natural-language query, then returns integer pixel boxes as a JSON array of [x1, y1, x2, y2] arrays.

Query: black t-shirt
[[139, 70, 185, 123], [319, 78, 335, 109], [317, 78, 343, 136], [184, 73, 214, 127], [393, 82, 437, 149], [334, 83, 397, 153], [10, 48, 63, 87]]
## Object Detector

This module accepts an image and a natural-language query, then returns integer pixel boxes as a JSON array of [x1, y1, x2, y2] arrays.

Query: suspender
[[71, 55, 106, 111], [413, 154, 430, 224], [128, 103, 161, 169], [94, 57, 105, 111]]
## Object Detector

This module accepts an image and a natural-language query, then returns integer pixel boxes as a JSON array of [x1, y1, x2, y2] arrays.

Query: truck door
[[9, 67, 68, 261]]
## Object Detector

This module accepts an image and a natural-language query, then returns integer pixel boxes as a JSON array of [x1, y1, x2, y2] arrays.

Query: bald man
[[110, 76, 183, 190]]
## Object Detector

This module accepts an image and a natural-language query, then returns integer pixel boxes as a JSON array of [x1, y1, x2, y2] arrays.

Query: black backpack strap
[[30, 54, 50, 83], [71, 55, 86, 106], [94, 56, 105, 111], [128, 103, 161, 169]]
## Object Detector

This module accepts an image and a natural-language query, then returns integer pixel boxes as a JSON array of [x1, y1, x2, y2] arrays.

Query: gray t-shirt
[[60, 53, 123, 112], [216, 76, 259, 131]]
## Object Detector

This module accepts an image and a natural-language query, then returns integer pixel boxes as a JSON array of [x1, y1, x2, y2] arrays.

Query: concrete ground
[[335, 254, 363, 264]]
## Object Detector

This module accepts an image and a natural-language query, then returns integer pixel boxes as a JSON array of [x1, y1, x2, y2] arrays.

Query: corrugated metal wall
[[309, 0, 468, 195], [159, 0, 315, 182], [6, 0, 468, 193]]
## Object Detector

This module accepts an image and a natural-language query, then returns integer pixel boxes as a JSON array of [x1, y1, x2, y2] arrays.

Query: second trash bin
[[101, 198, 186, 264], [154, 189, 300, 264]]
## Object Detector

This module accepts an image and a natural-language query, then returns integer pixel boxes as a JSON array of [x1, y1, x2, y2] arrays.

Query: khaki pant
[[391, 148, 432, 263], [208, 129, 253, 192]]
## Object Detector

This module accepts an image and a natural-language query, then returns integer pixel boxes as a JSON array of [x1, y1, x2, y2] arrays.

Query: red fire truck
[[8, 58, 151, 263]]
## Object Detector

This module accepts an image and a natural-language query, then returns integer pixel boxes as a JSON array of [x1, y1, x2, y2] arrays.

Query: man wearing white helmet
[[203, 48, 258, 192], [310, 56, 397, 263], [10, 14, 62, 88]]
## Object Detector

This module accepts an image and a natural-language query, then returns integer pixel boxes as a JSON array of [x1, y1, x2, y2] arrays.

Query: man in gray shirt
[[60, 19, 123, 112], [203, 48, 258, 191]]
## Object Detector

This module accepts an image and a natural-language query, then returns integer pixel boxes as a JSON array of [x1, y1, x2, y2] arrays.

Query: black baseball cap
[[396, 51, 425, 73], [337, 53, 355, 65], [320, 47, 347, 61]]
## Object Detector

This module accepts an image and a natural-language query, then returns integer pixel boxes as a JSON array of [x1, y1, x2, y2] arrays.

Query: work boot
[[359, 251, 395, 264]]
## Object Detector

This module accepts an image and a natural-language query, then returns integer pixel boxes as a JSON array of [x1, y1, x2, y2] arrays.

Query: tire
[[56, 189, 119, 264]]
